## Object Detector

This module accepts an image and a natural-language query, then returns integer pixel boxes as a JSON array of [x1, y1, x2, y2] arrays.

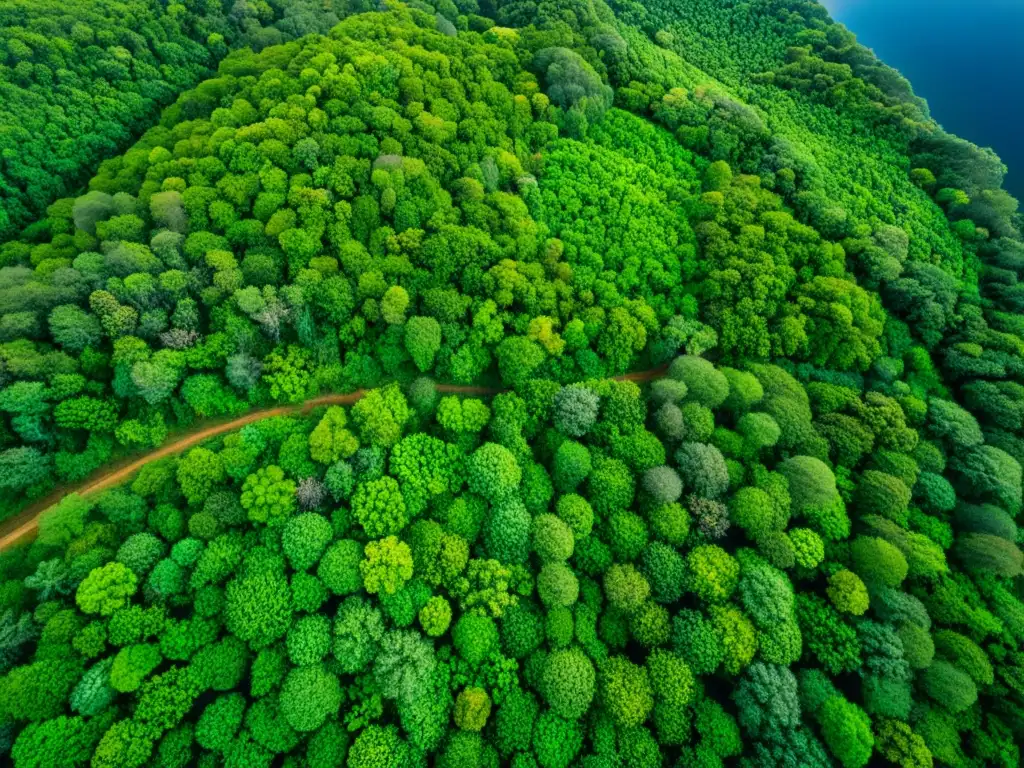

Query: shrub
[[669, 356, 729, 408], [532, 514, 575, 563], [640, 542, 685, 604], [454, 687, 492, 731], [856, 471, 912, 525], [819, 697, 873, 768], [468, 443, 522, 499], [778, 456, 838, 515], [603, 564, 650, 614], [826, 570, 870, 616], [686, 545, 739, 603], [553, 384, 600, 436], [553, 441, 592, 492], [599, 656, 654, 729], [540, 648, 596, 719], [555, 494, 594, 538], [537, 562, 579, 608], [279, 665, 342, 732], [360, 537, 414, 596], [317, 540, 364, 596], [641, 465, 683, 504], [728, 486, 778, 541], [418, 597, 452, 637], [649, 502, 690, 546], [282, 514, 333, 572], [849, 536, 908, 588], [675, 443, 729, 498]]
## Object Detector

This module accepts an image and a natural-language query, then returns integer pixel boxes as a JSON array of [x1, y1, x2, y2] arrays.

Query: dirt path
[[0, 368, 667, 551]]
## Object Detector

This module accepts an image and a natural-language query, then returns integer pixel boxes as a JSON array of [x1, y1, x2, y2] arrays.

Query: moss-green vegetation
[[0, 0, 1023, 766], [0, 0, 376, 240]]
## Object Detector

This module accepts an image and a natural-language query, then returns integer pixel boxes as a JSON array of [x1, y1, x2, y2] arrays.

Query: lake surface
[[822, 0, 1024, 202]]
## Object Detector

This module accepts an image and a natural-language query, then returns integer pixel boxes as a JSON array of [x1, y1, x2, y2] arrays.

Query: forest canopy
[[0, 0, 379, 239], [0, 1, 1023, 767]]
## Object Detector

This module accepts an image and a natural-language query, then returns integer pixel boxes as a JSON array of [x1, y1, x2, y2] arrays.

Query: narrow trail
[[0, 366, 668, 551]]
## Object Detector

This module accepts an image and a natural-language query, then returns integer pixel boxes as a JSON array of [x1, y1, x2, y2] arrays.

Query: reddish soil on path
[[0, 367, 668, 550]]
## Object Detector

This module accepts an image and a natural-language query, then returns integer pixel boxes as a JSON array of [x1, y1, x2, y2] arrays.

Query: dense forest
[[0, 0, 377, 239], [0, 0, 1022, 766]]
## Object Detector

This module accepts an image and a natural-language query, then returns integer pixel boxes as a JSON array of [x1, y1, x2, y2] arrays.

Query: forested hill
[[0, 1, 1022, 767], [0, 0, 379, 239]]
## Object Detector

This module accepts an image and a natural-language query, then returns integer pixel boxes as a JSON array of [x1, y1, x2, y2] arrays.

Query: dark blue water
[[823, 0, 1024, 202]]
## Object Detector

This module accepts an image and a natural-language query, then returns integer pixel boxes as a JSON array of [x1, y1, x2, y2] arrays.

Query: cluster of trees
[[0, 0, 218, 238], [0, 351, 1021, 767], [0, 0, 1023, 766], [1, 7, 711, 518], [0, 0, 382, 239], [0, 3, 902, 521]]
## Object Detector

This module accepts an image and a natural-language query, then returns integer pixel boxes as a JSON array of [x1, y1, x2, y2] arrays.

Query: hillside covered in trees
[[0, 1, 1022, 766], [0, 0, 377, 239]]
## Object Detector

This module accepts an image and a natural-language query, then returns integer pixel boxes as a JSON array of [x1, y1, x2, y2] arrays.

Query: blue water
[[822, 0, 1024, 202]]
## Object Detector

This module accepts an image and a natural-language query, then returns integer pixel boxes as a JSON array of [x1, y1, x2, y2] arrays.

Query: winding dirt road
[[0, 366, 668, 551]]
